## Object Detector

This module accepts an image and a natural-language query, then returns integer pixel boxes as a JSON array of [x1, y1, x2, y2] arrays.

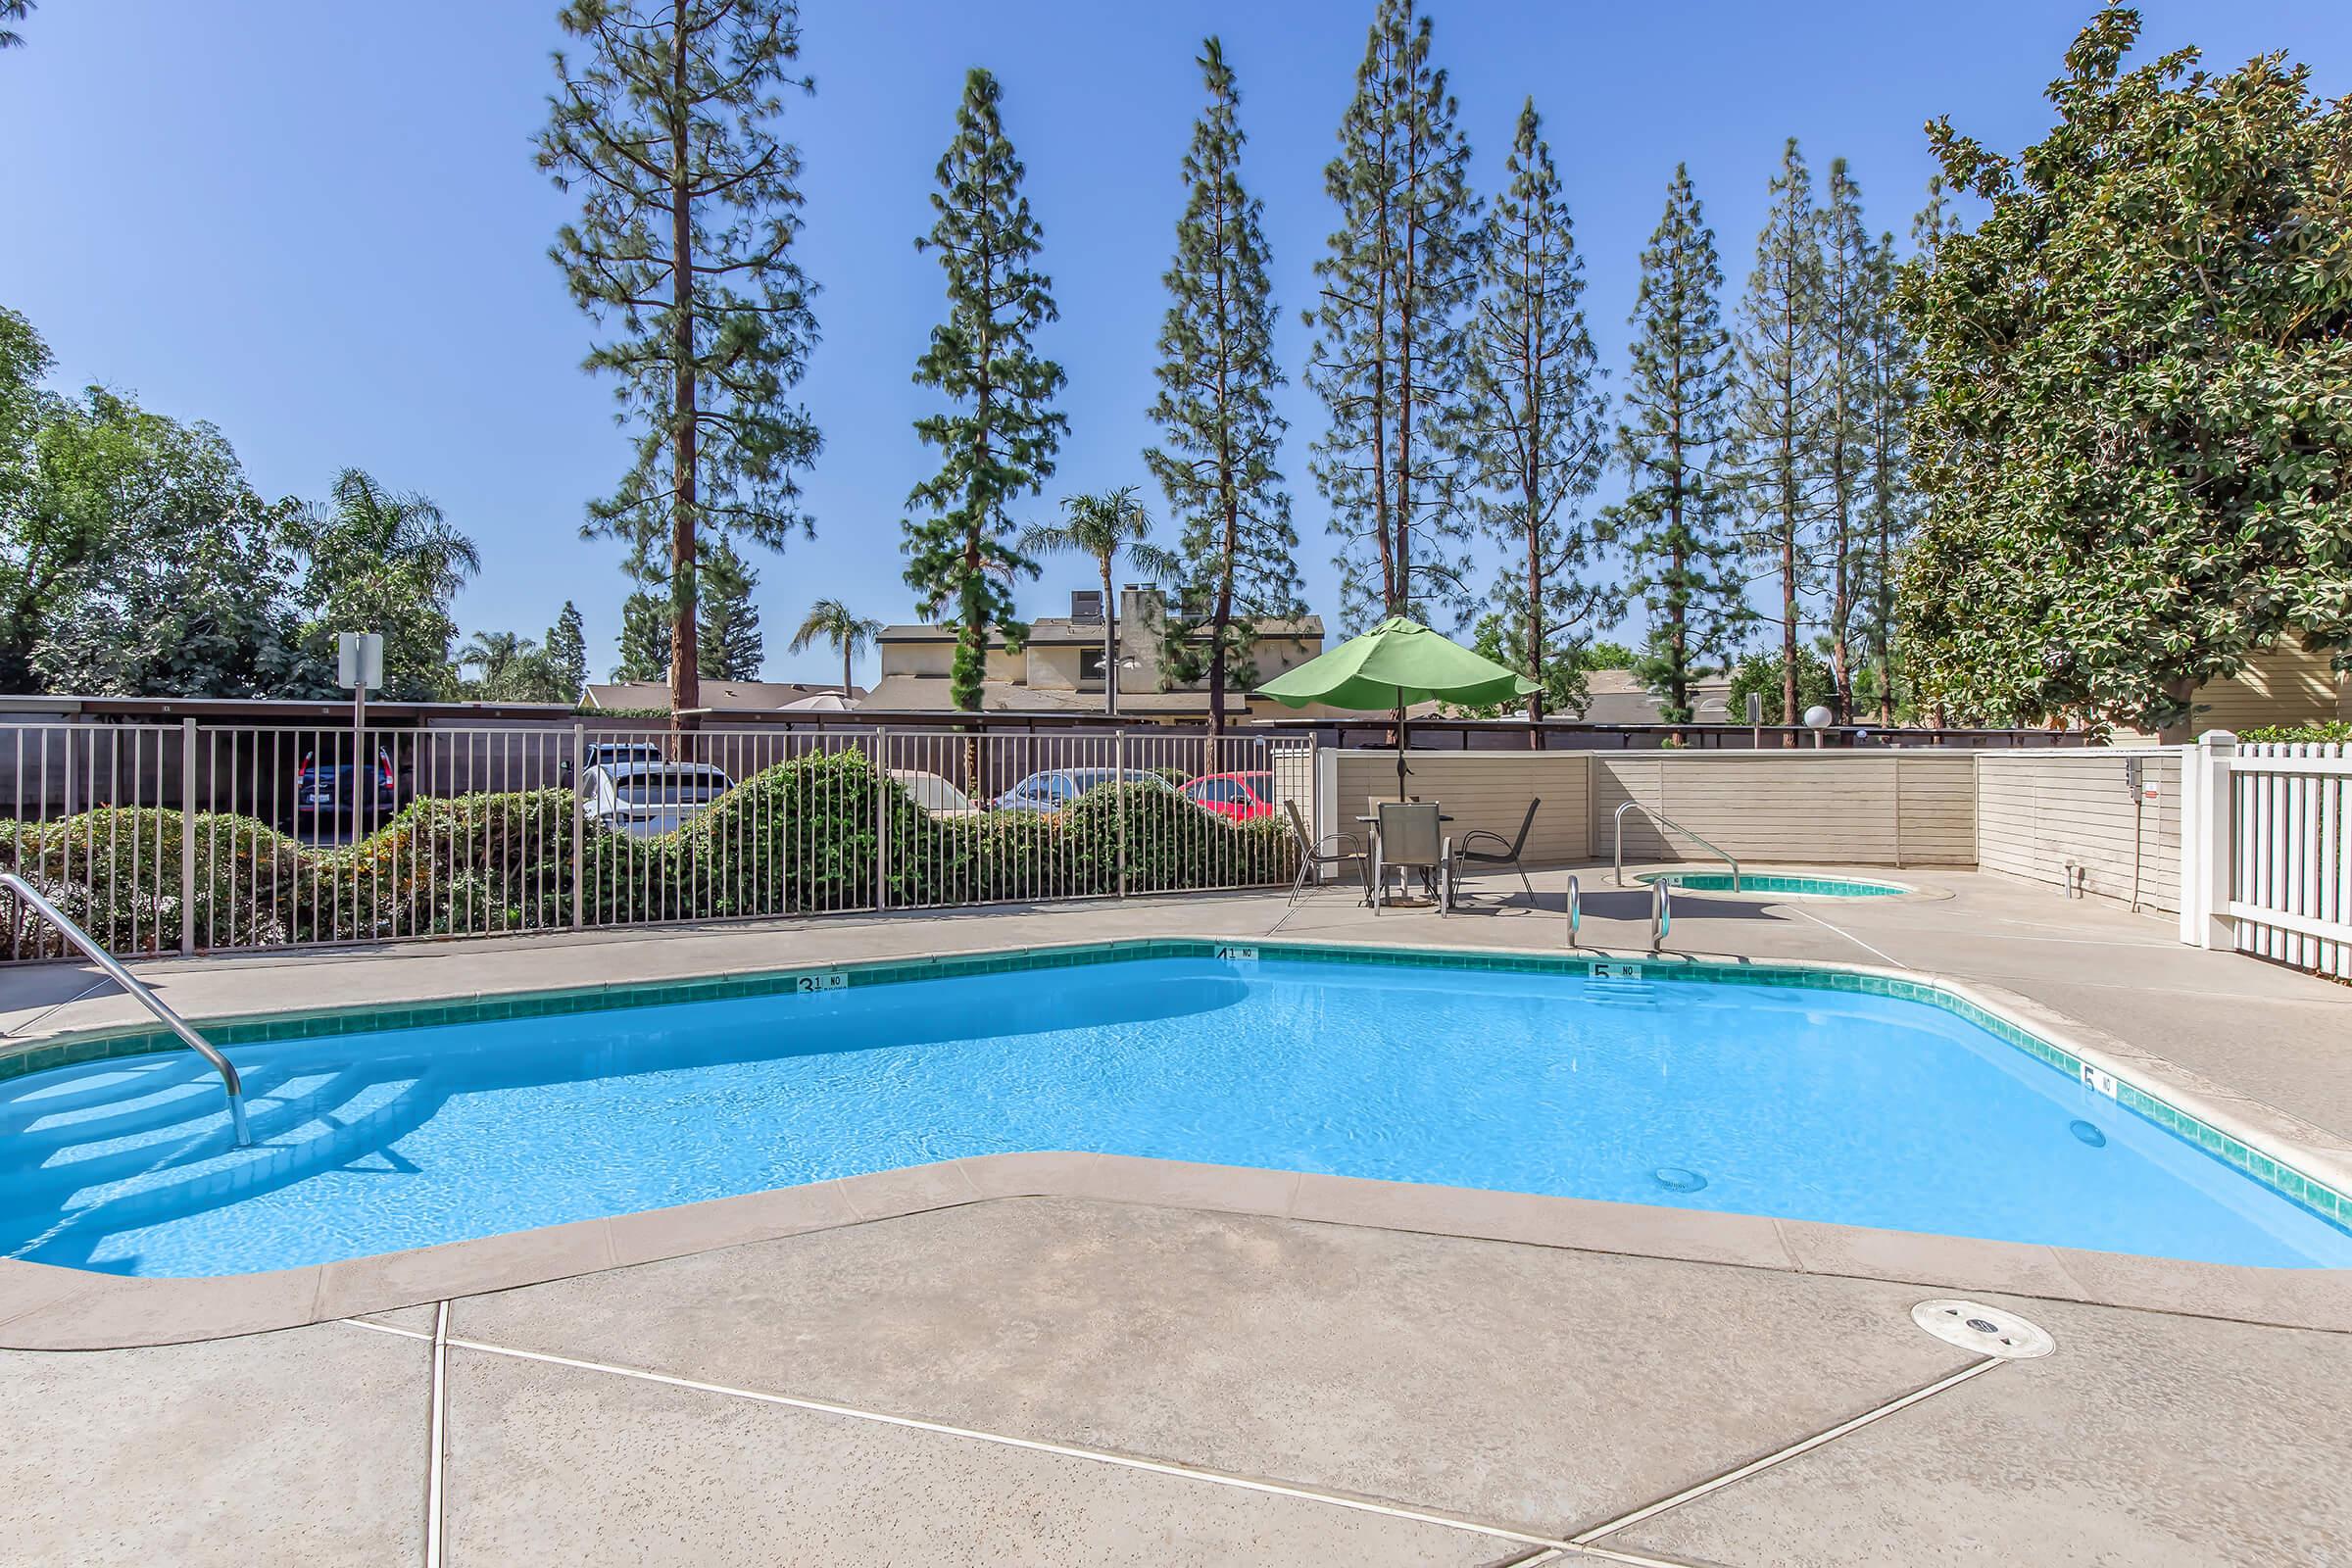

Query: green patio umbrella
[[1257, 616, 1539, 800]]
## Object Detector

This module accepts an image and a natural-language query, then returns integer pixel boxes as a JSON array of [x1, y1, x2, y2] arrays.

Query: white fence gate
[[2180, 735, 2352, 980]]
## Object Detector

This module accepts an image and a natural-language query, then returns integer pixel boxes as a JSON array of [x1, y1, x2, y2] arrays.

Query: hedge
[[0, 750, 1296, 956]]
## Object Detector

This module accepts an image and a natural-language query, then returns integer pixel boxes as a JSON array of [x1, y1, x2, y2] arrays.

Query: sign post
[[337, 633, 384, 831]]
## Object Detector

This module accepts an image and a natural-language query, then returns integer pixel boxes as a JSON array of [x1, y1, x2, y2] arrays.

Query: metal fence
[[0, 721, 1313, 961]]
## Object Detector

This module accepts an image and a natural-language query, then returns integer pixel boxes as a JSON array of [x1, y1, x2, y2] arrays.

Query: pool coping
[[3, 936, 2349, 1348]]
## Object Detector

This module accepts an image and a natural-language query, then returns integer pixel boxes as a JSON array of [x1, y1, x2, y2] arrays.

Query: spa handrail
[[0, 871, 251, 1148], [1612, 803, 1740, 892]]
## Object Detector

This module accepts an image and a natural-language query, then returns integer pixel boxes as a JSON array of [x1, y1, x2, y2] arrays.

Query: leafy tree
[[1897, 8, 2352, 733], [546, 600, 589, 703], [1461, 99, 1611, 726], [1304, 0, 1481, 628], [539, 0, 822, 723], [904, 68, 1066, 713], [1610, 167, 1749, 727], [1145, 36, 1300, 737], [788, 597, 882, 696], [1732, 138, 1831, 727], [0, 1, 33, 50], [1020, 487, 1178, 715], [1581, 639, 1637, 671], [1727, 646, 1834, 724], [1461, 611, 1584, 718], [695, 534, 762, 680], [297, 468, 480, 700], [24, 392, 321, 698]]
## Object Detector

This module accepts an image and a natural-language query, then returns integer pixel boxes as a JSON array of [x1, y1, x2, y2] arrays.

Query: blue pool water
[[2, 956, 2346, 1276]]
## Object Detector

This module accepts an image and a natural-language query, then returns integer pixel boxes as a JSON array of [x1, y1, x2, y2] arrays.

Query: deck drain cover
[[1912, 1299, 2054, 1359], [1652, 1167, 1707, 1193]]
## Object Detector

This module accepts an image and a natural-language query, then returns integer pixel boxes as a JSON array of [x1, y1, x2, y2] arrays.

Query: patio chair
[[1456, 798, 1539, 906], [1371, 801, 1454, 916], [1282, 800, 1367, 907]]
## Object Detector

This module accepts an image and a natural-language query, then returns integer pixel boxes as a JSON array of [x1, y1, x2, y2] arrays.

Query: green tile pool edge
[[6, 937, 2345, 1239]]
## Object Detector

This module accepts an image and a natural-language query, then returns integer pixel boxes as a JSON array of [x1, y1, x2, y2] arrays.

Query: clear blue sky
[[4, 2, 2345, 686]]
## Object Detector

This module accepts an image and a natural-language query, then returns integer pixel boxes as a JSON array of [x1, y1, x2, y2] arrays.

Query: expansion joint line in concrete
[[345, 1308, 451, 1568], [1568, 1355, 2007, 1548], [337, 1315, 1706, 1561], [1781, 903, 1905, 967]]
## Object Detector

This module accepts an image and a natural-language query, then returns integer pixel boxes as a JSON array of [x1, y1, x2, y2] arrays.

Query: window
[[1079, 647, 1105, 684], [1190, 779, 1243, 805]]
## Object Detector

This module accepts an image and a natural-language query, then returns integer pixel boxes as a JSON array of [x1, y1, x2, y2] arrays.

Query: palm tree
[[314, 468, 481, 603], [460, 630, 533, 690], [304, 468, 483, 698], [790, 599, 883, 698], [1019, 487, 1179, 715]]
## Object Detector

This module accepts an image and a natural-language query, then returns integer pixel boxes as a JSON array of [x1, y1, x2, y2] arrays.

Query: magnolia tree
[[1897, 8, 2352, 733]]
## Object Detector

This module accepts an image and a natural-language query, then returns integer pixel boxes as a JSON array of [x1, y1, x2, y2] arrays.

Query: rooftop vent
[[1069, 589, 1104, 622]]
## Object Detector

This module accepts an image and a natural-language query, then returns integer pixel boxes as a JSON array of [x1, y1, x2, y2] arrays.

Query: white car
[[887, 768, 977, 817], [579, 760, 733, 838]]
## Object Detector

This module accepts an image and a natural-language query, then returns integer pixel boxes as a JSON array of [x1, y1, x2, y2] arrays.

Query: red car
[[1180, 770, 1278, 821]]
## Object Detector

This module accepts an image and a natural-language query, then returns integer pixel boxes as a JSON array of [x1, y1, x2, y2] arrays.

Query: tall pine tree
[[612, 588, 670, 683], [697, 536, 763, 679], [1145, 36, 1299, 739], [1815, 157, 1874, 721], [1732, 137, 1830, 727], [904, 68, 1066, 716], [539, 0, 821, 727], [1304, 0, 1481, 628], [546, 600, 588, 703], [1854, 177, 1949, 723], [1612, 166, 1748, 727], [1460, 99, 1611, 727]]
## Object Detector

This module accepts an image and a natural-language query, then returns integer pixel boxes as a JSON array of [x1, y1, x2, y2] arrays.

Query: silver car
[[579, 760, 733, 838]]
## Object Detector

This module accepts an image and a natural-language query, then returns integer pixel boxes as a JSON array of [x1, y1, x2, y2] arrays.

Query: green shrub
[[2239, 720, 2351, 745]]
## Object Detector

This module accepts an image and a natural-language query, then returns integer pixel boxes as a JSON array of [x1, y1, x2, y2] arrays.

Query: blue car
[[294, 745, 400, 824]]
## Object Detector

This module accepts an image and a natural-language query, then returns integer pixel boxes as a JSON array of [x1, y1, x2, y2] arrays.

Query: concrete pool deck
[[3, 866, 2350, 1564]]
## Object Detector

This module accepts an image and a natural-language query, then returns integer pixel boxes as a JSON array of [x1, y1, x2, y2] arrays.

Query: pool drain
[[1911, 1299, 2054, 1359], [2069, 1119, 2108, 1148], [1652, 1166, 1707, 1193]]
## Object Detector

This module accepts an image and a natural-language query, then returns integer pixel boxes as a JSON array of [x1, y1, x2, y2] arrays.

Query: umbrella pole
[[1396, 704, 1408, 801]]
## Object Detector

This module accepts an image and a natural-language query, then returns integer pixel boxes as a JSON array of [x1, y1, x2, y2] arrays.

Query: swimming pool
[[1636, 871, 1910, 898], [2, 948, 2345, 1277]]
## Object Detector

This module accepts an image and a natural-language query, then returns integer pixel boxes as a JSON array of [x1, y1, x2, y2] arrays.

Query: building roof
[[583, 680, 863, 712], [860, 674, 1250, 716], [876, 613, 1324, 648]]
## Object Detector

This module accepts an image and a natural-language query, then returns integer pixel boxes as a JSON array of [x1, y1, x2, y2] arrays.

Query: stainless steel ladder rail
[[1650, 878, 1672, 956], [0, 872, 251, 1147], [1613, 802, 1741, 891], [1564, 873, 1581, 948]]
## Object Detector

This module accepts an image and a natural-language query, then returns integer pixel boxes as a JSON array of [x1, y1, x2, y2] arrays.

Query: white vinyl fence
[[0, 721, 1312, 961], [2232, 742, 2352, 978], [2181, 738, 2352, 979]]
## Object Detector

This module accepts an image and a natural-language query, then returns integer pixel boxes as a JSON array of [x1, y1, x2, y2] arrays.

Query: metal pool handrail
[[0, 872, 251, 1148], [1564, 874, 1580, 948], [1613, 802, 1740, 892], [1650, 879, 1672, 956]]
